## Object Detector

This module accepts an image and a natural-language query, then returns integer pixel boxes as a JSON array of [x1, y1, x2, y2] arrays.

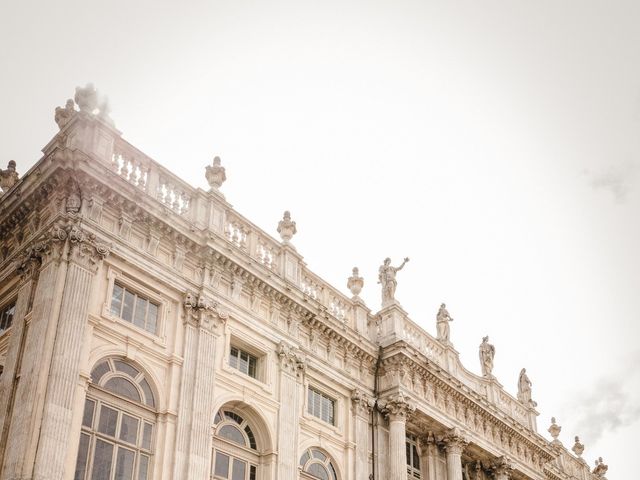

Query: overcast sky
[[2, 1, 639, 478]]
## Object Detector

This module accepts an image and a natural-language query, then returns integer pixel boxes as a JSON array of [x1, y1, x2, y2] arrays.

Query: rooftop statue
[[572, 436, 585, 460], [479, 336, 495, 377], [277, 210, 297, 243], [436, 303, 453, 344], [593, 457, 608, 478], [205, 156, 226, 192], [378, 257, 409, 306], [347, 267, 364, 298], [54, 99, 76, 129], [517, 368, 537, 407], [0, 161, 19, 195], [74, 83, 98, 113]]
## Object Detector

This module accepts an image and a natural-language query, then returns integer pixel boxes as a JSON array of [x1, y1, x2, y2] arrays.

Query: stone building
[[0, 87, 608, 480]]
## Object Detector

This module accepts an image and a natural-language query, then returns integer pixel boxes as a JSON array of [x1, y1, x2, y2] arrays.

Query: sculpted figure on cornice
[[183, 291, 228, 334], [436, 302, 453, 344], [54, 99, 76, 129], [593, 457, 608, 478], [378, 256, 409, 306], [205, 156, 226, 192], [75, 84, 99, 113], [347, 267, 363, 298], [1, 160, 19, 195], [517, 368, 537, 407], [479, 336, 495, 377]]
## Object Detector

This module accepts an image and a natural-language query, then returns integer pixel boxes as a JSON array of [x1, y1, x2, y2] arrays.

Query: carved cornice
[[277, 341, 306, 378], [183, 291, 228, 335]]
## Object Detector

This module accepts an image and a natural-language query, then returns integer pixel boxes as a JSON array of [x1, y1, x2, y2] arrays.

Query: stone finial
[[347, 267, 364, 298], [205, 156, 226, 193], [74, 83, 99, 113], [548, 417, 562, 445], [572, 436, 585, 459], [479, 336, 495, 377], [377, 257, 409, 306], [436, 303, 453, 344], [0, 160, 19, 195], [54, 99, 76, 129], [277, 210, 297, 243]]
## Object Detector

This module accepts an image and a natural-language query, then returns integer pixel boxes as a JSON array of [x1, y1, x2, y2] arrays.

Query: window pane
[[248, 357, 256, 378], [133, 298, 147, 329], [219, 425, 245, 446], [249, 465, 256, 480], [91, 439, 114, 480], [82, 399, 95, 427], [114, 446, 135, 480], [214, 452, 230, 477], [113, 360, 139, 378], [91, 362, 111, 384], [122, 290, 135, 322], [110, 284, 124, 316], [229, 349, 238, 369], [312, 449, 327, 461], [300, 451, 310, 467], [119, 414, 139, 445], [142, 422, 153, 450], [146, 303, 158, 333], [238, 353, 248, 375], [139, 379, 155, 408], [413, 445, 420, 468], [138, 454, 149, 480], [232, 459, 246, 480], [308, 463, 329, 480], [104, 377, 141, 403], [98, 405, 118, 437], [74, 433, 90, 480]]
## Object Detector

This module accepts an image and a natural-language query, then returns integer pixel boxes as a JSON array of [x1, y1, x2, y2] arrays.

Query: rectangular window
[[308, 387, 335, 425], [229, 347, 257, 379], [0, 302, 16, 334], [110, 283, 159, 334]]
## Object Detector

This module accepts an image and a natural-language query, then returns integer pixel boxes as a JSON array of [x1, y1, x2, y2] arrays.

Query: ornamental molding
[[183, 291, 228, 335]]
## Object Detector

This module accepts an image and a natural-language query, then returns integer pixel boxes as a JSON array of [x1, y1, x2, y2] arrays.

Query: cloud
[[586, 159, 640, 203]]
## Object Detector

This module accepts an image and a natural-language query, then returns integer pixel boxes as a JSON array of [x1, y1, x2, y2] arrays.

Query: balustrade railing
[[400, 317, 446, 366]]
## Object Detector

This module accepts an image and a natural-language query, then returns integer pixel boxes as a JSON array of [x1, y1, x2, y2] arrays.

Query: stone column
[[418, 432, 439, 480], [32, 226, 110, 479], [173, 294, 227, 479], [491, 456, 513, 480], [0, 250, 41, 469], [276, 341, 306, 480], [443, 428, 468, 480], [382, 392, 415, 479], [351, 389, 374, 480]]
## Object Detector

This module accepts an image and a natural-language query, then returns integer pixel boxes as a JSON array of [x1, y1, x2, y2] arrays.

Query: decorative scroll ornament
[[380, 391, 415, 420], [347, 267, 364, 298], [183, 291, 228, 334], [276, 340, 306, 378], [0, 160, 19, 195], [277, 210, 297, 244], [205, 156, 226, 192]]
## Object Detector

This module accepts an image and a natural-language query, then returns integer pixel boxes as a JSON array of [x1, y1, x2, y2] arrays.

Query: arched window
[[74, 358, 157, 480], [211, 409, 259, 480], [299, 448, 338, 480]]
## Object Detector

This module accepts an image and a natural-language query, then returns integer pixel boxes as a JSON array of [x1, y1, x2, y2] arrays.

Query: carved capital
[[277, 341, 306, 378], [15, 250, 42, 284], [183, 291, 228, 335], [351, 388, 375, 416], [443, 427, 469, 456], [491, 456, 513, 479], [381, 392, 415, 421], [67, 225, 111, 271]]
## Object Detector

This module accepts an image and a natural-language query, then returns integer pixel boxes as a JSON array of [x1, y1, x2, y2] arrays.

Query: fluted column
[[33, 226, 110, 479], [173, 294, 227, 479], [276, 341, 306, 480], [351, 389, 374, 480], [443, 428, 468, 480], [382, 393, 415, 479], [491, 456, 513, 480]]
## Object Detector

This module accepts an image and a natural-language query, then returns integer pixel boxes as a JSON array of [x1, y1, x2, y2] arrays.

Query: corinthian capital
[[277, 341, 306, 378], [381, 392, 415, 421], [443, 427, 469, 455], [351, 388, 375, 416], [183, 291, 228, 334], [491, 456, 513, 479], [67, 225, 111, 271]]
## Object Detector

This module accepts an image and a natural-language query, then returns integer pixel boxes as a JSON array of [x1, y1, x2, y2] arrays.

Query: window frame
[[406, 434, 421, 479], [0, 299, 16, 335], [211, 410, 260, 480], [307, 386, 336, 426], [228, 346, 258, 379]]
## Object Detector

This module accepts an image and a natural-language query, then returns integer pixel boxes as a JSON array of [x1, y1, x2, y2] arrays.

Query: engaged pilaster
[[351, 389, 374, 480], [382, 392, 415, 479], [443, 427, 469, 480]]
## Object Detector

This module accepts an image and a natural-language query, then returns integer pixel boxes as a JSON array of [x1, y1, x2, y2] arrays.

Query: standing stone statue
[[277, 211, 297, 243], [54, 99, 76, 129], [205, 156, 226, 192], [74, 83, 99, 113], [347, 267, 364, 298], [517, 368, 537, 406], [436, 303, 453, 343], [378, 257, 409, 306], [0, 161, 19, 195], [479, 336, 495, 377]]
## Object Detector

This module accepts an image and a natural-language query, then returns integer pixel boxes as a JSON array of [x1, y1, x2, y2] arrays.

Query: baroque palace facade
[[0, 86, 609, 480]]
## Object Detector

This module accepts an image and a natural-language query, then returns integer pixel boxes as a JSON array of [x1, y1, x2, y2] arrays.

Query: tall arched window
[[211, 409, 259, 480], [74, 358, 157, 480], [299, 448, 338, 480]]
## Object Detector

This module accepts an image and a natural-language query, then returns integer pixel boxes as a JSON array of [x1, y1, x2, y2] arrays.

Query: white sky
[[2, 1, 639, 478]]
